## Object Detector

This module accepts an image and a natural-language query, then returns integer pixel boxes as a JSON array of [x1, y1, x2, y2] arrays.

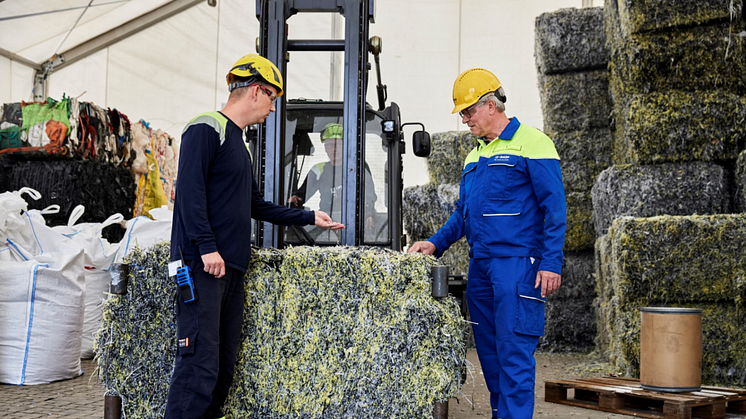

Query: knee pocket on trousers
[[177, 317, 199, 356], [514, 283, 545, 337]]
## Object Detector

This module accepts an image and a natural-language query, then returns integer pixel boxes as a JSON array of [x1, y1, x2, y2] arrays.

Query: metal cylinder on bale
[[640, 307, 702, 393], [431, 265, 449, 298], [109, 263, 129, 295]]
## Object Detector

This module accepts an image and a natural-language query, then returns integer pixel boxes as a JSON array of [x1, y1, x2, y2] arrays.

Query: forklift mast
[[254, 0, 419, 250]]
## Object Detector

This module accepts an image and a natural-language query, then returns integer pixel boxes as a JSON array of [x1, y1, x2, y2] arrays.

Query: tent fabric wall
[[2, 0, 583, 187]]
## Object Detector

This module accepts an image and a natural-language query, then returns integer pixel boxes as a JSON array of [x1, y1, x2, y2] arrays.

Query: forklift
[[250, 0, 431, 251]]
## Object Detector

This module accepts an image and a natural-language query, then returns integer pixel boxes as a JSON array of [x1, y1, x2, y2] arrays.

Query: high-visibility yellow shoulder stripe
[[462, 124, 559, 168], [183, 112, 228, 145]]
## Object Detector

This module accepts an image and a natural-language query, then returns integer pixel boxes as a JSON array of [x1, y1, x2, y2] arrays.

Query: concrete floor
[[1, 349, 744, 419]]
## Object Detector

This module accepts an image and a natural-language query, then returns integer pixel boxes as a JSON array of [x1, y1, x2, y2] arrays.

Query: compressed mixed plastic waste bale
[[598, 215, 746, 308], [606, 15, 746, 97], [96, 244, 465, 419], [591, 163, 731, 236], [402, 184, 458, 239], [534, 7, 607, 75], [427, 131, 477, 185], [6, 160, 135, 243], [737, 149, 746, 212], [539, 71, 611, 138], [565, 191, 595, 252], [540, 251, 596, 352], [611, 91, 746, 165], [611, 0, 744, 37], [402, 183, 469, 276], [553, 128, 613, 193], [594, 214, 746, 385]]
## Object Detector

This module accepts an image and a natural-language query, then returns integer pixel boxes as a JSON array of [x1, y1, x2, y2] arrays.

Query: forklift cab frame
[[252, 0, 429, 250]]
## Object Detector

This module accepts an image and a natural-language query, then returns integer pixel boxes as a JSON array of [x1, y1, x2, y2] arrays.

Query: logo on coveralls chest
[[487, 154, 517, 166]]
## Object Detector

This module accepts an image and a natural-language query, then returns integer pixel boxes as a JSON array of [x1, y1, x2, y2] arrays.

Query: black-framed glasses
[[458, 101, 484, 119], [253, 84, 277, 104]]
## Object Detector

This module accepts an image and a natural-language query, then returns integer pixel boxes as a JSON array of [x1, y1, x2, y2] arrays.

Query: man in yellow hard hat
[[409, 68, 567, 419], [166, 54, 344, 419]]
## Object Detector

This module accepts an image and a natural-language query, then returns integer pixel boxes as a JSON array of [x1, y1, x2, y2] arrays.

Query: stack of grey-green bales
[[595, 0, 746, 386], [535, 7, 611, 352], [96, 244, 465, 419], [402, 132, 476, 278]]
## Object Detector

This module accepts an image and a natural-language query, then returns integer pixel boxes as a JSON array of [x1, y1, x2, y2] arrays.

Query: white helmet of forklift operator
[[226, 53, 284, 96]]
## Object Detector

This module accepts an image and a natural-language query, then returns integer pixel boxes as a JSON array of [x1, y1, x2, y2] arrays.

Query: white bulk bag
[[0, 189, 85, 385], [114, 205, 173, 263], [52, 205, 123, 359]]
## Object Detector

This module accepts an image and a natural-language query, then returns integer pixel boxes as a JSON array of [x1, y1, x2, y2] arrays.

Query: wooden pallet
[[545, 377, 746, 419]]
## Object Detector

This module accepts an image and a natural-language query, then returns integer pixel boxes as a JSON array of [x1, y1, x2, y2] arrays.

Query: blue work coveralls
[[429, 117, 566, 419]]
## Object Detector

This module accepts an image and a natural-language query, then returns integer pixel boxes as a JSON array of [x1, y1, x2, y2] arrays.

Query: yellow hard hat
[[321, 123, 343, 142], [451, 68, 502, 114], [226, 54, 284, 96]]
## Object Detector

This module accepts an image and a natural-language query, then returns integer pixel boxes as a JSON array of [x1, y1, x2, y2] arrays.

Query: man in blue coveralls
[[166, 54, 344, 419], [409, 68, 566, 419]]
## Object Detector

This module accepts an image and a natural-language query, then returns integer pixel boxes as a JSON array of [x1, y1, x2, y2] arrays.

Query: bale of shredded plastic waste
[[605, 15, 746, 97], [403, 184, 459, 240], [539, 71, 611, 137], [591, 163, 731, 236], [541, 297, 596, 353], [553, 128, 613, 193], [6, 159, 135, 243], [611, 0, 744, 37], [565, 191, 595, 252], [96, 244, 465, 419], [534, 7, 608, 75], [554, 251, 596, 300], [599, 215, 746, 308], [611, 91, 746, 165], [402, 183, 469, 276], [427, 131, 478, 185], [594, 214, 746, 386], [737, 149, 746, 212], [540, 251, 597, 353]]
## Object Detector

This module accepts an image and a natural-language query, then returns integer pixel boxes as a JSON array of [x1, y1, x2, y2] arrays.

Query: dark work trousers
[[467, 257, 545, 419], [164, 259, 246, 419]]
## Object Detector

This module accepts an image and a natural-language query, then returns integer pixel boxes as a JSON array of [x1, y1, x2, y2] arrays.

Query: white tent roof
[[0, 0, 175, 65], [1, 0, 586, 187]]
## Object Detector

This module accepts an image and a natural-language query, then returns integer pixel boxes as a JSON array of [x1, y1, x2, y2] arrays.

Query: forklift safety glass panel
[[283, 107, 389, 246]]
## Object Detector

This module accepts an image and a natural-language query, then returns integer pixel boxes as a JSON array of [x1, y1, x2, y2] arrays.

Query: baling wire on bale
[[95, 243, 465, 419], [594, 214, 746, 386]]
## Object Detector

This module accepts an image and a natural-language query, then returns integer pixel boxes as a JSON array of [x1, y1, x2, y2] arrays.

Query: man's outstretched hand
[[314, 211, 345, 230], [407, 240, 436, 255]]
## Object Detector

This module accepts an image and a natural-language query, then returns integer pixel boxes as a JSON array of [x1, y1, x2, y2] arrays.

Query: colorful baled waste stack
[[130, 120, 179, 218], [596, 214, 746, 386], [594, 0, 746, 381], [534, 6, 611, 352], [0, 96, 180, 238], [96, 244, 465, 419]]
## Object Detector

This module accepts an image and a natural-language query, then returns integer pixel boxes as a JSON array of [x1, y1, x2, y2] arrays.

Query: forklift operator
[[289, 122, 378, 231]]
